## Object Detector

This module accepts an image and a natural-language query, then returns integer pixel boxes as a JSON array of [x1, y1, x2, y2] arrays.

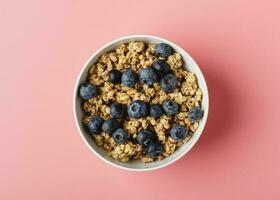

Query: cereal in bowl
[[79, 41, 203, 163]]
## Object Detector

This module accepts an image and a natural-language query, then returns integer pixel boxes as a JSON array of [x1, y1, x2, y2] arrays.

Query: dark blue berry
[[109, 69, 122, 84], [152, 59, 171, 78], [149, 104, 163, 118], [188, 107, 204, 122], [155, 43, 173, 58], [87, 116, 103, 134], [127, 100, 148, 119], [139, 67, 159, 86], [170, 124, 189, 141], [163, 100, 179, 116], [121, 69, 138, 87], [101, 119, 121, 135], [137, 129, 157, 146], [110, 103, 126, 119], [145, 141, 163, 158], [160, 73, 177, 93], [79, 83, 98, 100], [112, 128, 129, 144]]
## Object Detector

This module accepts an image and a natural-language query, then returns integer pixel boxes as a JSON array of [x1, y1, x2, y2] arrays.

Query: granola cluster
[[81, 41, 202, 162]]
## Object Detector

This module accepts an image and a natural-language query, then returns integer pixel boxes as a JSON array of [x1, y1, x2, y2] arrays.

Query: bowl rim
[[73, 35, 209, 171]]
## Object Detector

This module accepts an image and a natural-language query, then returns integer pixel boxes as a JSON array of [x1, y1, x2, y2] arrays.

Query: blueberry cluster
[[107, 43, 177, 93], [78, 43, 204, 159], [109, 61, 177, 93], [82, 97, 189, 157]]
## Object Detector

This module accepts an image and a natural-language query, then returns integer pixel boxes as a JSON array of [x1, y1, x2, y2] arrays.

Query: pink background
[[1, 0, 280, 199]]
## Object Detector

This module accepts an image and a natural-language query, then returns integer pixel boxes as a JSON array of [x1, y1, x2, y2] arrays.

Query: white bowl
[[73, 35, 209, 171]]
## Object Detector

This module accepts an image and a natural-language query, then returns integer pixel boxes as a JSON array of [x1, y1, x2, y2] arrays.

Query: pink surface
[[1, 0, 280, 199]]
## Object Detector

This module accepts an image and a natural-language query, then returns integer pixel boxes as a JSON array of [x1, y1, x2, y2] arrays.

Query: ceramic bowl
[[73, 35, 209, 171]]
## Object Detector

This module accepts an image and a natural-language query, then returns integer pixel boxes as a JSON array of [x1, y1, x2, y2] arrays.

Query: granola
[[79, 41, 203, 162]]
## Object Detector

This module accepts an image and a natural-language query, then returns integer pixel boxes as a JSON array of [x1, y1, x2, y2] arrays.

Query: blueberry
[[170, 124, 189, 141], [145, 141, 163, 158], [109, 69, 122, 84], [127, 100, 148, 119], [112, 128, 129, 144], [79, 83, 98, 100], [102, 119, 121, 135], [139, 67, 159, 86], [121, 69, 138, 87], [137, 129, 157, 146], [87, 116, 103, 134], [155, 43, 173, 58], [160, 73, 177, 93], [152, 60, 171, 78], [110, 103, 126, 119], [163, 100, 179, 116], [188, 107, 204, 122], [149, 104, 163, 118]]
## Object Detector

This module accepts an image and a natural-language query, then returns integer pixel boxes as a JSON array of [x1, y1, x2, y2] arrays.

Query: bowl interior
[[74, 35, 209, 171]]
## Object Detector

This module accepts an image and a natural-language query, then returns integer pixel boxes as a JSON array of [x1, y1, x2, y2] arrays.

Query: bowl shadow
[[160, 62, 239, 173], [174, 59, 240, 168], [197, 69, 235, 148]]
